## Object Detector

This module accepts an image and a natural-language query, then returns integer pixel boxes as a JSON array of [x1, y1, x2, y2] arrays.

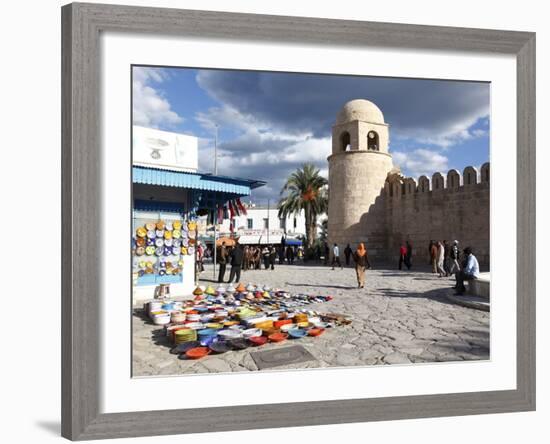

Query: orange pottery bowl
[[248, 336, 268, 346], [268, 332, 288, 343], [308, 328, 325, 337], [185, 347, 210, 359]]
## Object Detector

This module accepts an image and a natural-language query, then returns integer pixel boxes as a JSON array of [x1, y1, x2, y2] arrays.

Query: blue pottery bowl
[[288, 328, 307, 339]]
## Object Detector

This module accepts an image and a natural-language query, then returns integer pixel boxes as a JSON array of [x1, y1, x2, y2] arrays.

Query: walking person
[[404, 240, 413, 270], [449, 240, 461, 276], [454, 247, 480, 294], [262, 246, 270, 270], [286, 245, 295, 265], [269, 245, 277, 270], [430, 240, 438, 274], [352, 243, 371, 288], [196, 241, 205, 272], [331, 243, 343, 270], [217, 241, 228, 283], [436, 241, 446, 277], [344, 244, 353, 266], [227, 242, 244, 283], [324, 242, 330, 266], [443, 240, 451, 276], [398, 242, 407, 270]]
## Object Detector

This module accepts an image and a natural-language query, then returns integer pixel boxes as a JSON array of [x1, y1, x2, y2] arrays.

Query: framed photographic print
[[61, 2, 535, 440]]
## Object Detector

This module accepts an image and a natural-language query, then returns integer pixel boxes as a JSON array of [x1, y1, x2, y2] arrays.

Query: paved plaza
[[132, 263, 490, 377]]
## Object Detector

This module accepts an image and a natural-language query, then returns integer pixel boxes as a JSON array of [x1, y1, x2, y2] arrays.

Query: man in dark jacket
[[344, 244, 353, 266], [228, 243, 244, 283], [217, 242, 228, 283]]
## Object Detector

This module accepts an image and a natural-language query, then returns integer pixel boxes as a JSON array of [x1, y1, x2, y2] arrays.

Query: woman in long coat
[[352, 243, 371, 289]]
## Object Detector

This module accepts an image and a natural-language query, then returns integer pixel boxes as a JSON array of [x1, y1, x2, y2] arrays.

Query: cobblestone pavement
[[132, 263, 490, 376]]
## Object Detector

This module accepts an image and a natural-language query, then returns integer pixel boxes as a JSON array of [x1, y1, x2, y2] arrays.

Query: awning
[[284, 238, 303, 246], [133, 166, 265, 195]]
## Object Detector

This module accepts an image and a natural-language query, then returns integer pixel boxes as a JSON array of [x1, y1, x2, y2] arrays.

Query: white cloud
[[392, 149, 449, 178], [132, 67, 183, 128]]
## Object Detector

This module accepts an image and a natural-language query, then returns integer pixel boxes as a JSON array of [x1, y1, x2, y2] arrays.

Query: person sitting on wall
[[454, 247, 480, 295]]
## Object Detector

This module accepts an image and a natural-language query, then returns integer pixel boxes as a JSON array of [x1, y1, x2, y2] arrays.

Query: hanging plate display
[[164, 231, 173, 240], [145, 246, 155, 255], [165, 222, 173, 231], [187, 246, 195, 255], [155, 238, 164, 247], [156, 221, 165, 230], [155, 229, 164, 238], [135, 237, 146, 247], [172, 246, 181, 255], [146, 230, 156, 239], [135, 246, 145, 256], [155, 247, 164, 256], [136, 227, 147, 238], [164, 238, 173, 247], [187, 230, 196, 239], [145, 222, 156, 231], [172, 229, 181, 239], [173, 220, 182, 230]]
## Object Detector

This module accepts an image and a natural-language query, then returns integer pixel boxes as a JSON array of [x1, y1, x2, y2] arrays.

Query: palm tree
[[278, 163, 328, 249]]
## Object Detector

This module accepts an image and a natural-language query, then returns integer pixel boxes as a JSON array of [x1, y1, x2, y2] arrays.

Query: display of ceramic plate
[[173, 221, 182, 230], [165, 222, 173, 231], [145, 222, 156, 231], [172, 246, 181, 255], [135, 246, 145, 256], [136, 227, 147, 238], [146, 230, 156, 239], [155, 238, 164, 247], [145, 246, 155, 255], [187, 247, 195, 255], [146, 238, 155, 247], [155, 229, 164, 238], [208, 341, 232, 354], [172, 229, 181, 239], [164, 238, 173, 247], [156, 221, 165, 230], [170, 341, 201, 354], [155, 247, 164, 256]]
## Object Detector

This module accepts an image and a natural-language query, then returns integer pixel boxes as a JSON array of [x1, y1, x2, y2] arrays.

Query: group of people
[[428, 239, 480, 295], [215, 242, 305, 283], [428, 239, 461, 278]]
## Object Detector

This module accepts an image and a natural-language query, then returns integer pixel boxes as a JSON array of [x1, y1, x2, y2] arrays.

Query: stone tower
[[327, 99, 394, 258]]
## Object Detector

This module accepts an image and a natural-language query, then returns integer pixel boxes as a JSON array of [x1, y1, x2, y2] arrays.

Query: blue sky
[[133, 66, 490, 203]]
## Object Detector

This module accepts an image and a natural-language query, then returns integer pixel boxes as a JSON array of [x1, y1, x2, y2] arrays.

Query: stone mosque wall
[[383, 162, 490, 269]]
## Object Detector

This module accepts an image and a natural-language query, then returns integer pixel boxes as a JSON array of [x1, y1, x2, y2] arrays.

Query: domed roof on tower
[[335, 99, 385, 125]]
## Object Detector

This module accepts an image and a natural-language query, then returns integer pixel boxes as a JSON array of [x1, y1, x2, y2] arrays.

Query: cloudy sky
[[132, 66, 490, 203]]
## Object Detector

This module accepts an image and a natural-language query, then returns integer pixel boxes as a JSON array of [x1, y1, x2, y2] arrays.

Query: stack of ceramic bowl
[[242, 328, 262, 339], [197, 328, 218, 345], [161, 302, 175, 312], [184, 322, 205, 330], [174, 328, 197, 345], [280, 323, 296, 333], [148, 301, 163, 317], [170, 311, 186, 324], [186, 313, 201, 322], [218, 329, 242, 340], [294, 313, 308, 325], [151, 311, 171, 325]]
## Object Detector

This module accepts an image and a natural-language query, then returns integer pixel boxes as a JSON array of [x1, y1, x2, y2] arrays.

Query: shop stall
[[132, 165, 264, 302]]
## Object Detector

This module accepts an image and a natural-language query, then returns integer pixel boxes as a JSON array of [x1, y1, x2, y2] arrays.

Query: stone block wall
[[384, 163, 490, 270]]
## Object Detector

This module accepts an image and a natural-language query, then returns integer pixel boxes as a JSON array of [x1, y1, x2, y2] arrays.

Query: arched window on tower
[[340, 131, 351, 151], [367, 131, 379, 151]]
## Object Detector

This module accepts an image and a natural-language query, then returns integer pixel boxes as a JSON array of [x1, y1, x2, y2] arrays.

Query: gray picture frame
[[61, 2, 536, 440]]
